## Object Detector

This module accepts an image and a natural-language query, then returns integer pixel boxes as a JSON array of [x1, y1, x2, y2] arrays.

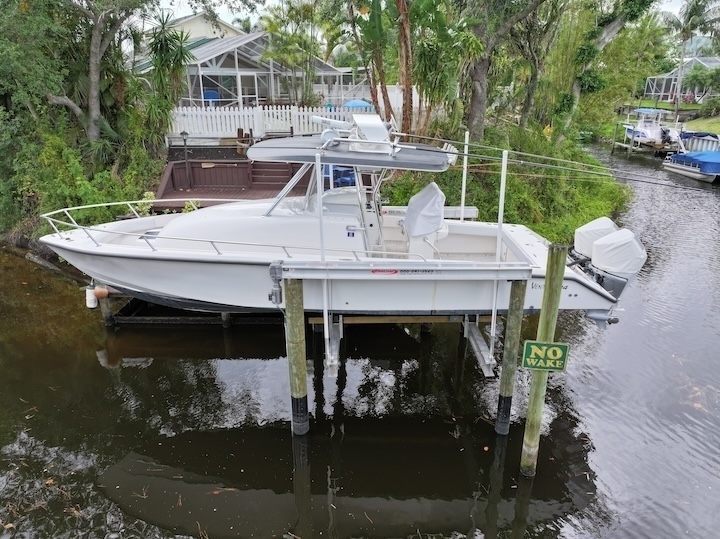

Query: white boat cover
[[403, 182, 446, 237], [574, 217, 619, 258], [591, 228, 647, 279]]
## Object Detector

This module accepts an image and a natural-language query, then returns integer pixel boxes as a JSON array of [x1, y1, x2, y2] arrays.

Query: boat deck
[[154, 159, 310, 209]]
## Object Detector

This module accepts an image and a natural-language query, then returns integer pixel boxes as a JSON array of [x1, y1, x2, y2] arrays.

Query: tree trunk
[[519, 65, 540, 128], [373, 48, 394, 121], [420, 103, 434, 136], [86, 14, 104, 142], [367, 68, 381, 112], [468, 56, 491, 140], [396, 0, 413, 134], [466, 0, 549, 140], [49, 3, 131, 144], [562, 79, 582, 131]]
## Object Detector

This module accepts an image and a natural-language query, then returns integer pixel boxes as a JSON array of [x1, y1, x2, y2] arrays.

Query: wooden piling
[[285, 278, 310, 435], [97, 297, 115, 327], [611, 123, 619, 154], [519, 244, 567, 477], [495, 279, 527, 435]]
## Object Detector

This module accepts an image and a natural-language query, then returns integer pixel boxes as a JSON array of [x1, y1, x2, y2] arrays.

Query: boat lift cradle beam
[[269, 259, 533, 378]]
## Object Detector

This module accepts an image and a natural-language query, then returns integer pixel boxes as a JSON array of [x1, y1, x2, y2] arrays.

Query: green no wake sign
[[522, 341, 570, 372]]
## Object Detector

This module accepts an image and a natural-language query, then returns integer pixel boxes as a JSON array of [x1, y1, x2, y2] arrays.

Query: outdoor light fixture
[[180, 131, 191, 183]]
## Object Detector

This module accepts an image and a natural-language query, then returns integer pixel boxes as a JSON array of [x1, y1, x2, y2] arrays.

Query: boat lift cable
[[412, 145, 715, 193], [509, 164, 711, 193], [450, 163, 713, 193], [388, 131, 717, 192]]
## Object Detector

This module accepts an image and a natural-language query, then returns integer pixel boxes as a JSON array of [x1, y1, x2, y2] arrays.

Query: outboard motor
[[572, 217, 647, 300], [661, 126, 672, 144]]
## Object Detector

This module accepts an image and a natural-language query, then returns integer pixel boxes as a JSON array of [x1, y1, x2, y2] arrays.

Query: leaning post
[[495, 279, 527, 435], [519, 244, 567, 477], [284, 278, 310, 435]]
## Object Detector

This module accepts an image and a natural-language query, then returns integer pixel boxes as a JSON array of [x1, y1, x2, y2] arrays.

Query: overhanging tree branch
[[46, 94, 85, 123], [486, 0, 548, 51]]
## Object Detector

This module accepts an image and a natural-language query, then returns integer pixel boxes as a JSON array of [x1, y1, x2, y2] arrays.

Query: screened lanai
[[178, 32, 347, 107], [645, 57, 720, 103]]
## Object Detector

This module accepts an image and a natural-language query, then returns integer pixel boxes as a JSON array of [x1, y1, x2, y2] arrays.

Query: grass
[[684, 116, 720, 133], [621, 99, 703, 112]]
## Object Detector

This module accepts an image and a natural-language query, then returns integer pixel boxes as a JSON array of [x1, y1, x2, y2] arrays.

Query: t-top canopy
[[247, 115, 452, 172]]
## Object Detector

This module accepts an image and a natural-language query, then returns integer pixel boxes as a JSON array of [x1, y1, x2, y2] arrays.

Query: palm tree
[[232, 16, 254, 33], [663, 0, 720, 116]]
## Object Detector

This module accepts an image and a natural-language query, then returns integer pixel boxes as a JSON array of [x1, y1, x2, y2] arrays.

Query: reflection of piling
[[520, 244, 566, 477], [285, 278, 309, 435], [495, 280, 527, 435], [484, 435, 509, 538], [311, 326, 326, 422], [292, 434, 313, 538], [453, 325, 468, 394], [511, 476, 533, 538]]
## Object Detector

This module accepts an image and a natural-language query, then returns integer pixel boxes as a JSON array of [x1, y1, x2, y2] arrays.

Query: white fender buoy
[[85, 286, 98, 309]]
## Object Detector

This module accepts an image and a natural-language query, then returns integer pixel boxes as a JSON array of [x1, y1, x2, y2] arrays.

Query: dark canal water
[[1, 147, 719, 538]]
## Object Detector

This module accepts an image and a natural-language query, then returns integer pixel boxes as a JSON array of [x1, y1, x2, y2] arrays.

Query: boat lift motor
[[268, 261, 283, 305]]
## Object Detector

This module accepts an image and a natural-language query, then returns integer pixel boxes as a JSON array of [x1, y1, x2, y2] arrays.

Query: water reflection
[[4, 146, 720, 537], [91, 322, 596, 538], [0, 246, 600, 538]]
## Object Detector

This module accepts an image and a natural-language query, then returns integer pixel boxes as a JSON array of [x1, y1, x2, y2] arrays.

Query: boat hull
[[662, 151, 720, 183], [43, 232, 617, 315], [662, 160, 717, 182]]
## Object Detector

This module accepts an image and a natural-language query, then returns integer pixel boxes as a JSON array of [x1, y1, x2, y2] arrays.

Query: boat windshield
[[303, 164, 365, 213]]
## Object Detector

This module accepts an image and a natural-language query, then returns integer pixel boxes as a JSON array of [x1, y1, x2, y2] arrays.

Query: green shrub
[[699, 97, 720, 118], [382, 127, 630, 243]]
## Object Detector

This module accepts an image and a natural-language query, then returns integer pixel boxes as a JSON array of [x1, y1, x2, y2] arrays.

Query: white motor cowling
[[573, 217, 647, 301], [591, 228, 647, 280], [574, 217, 618, 258]]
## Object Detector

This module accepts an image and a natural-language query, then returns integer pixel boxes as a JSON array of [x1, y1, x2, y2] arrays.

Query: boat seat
[[403, 182, 448, 259]]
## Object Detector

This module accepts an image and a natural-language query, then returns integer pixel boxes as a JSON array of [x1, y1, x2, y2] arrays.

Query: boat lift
[[267, 148, 527, 378]]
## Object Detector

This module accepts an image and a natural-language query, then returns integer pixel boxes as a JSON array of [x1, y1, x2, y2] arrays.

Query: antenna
[[311, 116, 352, 130], [320, 128, 340, 146]]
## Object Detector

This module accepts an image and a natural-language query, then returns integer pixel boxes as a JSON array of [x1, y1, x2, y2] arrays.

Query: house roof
[[190, 32, 268, 65], [136, 30, 351, 76], [652, 57, 720, 78], [188, 33, 344, 74], [134, 36, 217, 73]]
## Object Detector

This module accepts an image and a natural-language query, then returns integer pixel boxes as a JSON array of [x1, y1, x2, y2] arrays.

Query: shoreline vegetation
[[9, 105, 720, 260], [2, 2, 717, 261]]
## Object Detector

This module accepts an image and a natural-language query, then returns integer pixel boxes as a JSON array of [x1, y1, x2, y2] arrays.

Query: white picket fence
[[170, 105, 373, 144]]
